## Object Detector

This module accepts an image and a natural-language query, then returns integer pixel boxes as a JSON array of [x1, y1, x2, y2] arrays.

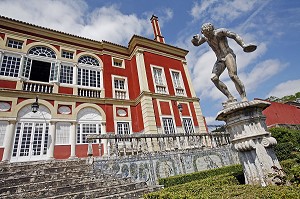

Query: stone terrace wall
[[93, 145, 239, 185]]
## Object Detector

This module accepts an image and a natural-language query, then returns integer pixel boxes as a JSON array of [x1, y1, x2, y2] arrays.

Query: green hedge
[[158, 164, 243, 188], [145, 185, 300, 199]]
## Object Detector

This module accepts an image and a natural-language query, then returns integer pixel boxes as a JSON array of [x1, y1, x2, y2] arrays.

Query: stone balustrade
[[87, 132, 230, 157]]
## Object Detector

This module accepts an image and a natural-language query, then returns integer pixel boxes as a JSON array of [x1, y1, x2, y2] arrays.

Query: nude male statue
[[191, 23, 256, 103]]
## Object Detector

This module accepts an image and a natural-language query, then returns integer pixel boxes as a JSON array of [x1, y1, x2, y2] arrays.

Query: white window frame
[[111, 57, 125, 68], [56, 122, 70, 145], [7, 38, 24, 49], [76, 122, 100, 144], [61, 50, 74, 60], [151, 65, 168, 94], [182, 117, 195, 134], [170, 69, 186, 96], [59, 63, 74, 84], [112, 75, 129, 99], [0, 52, 22, 78], [77, 65, 102, 88], [161, 117, 176, 134]]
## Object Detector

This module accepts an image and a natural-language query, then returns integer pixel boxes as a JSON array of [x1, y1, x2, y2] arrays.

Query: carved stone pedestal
[[217, 100, 284, 186]]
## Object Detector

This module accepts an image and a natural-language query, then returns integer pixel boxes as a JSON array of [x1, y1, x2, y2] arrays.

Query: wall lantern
[[31, 96, 39, 113], [177, 103, 183, 113]]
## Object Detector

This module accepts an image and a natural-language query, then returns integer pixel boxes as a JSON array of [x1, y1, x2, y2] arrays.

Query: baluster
[[131, 138, 134, 155], [115, 138, 119, 156], [122, 138, 126, 156]]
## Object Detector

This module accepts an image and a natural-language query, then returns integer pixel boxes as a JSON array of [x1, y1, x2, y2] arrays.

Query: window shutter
[[49, 61, 60, 82], [20, 56, 32, 79]]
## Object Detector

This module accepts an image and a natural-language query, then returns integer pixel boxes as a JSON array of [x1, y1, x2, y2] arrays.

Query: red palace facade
[[0, 15, 207, 162]]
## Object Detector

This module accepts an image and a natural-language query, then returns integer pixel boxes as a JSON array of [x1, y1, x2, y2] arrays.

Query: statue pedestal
[[217, 100, 284, 186]]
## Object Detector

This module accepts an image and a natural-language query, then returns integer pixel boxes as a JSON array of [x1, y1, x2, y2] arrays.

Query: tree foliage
[[266, 92, 300, 102]]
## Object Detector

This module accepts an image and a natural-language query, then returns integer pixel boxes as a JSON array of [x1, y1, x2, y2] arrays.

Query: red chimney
[[150, 15, 165, 43]]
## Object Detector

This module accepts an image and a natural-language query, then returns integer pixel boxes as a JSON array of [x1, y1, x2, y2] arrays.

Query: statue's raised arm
[[191, 23, 257, 104]]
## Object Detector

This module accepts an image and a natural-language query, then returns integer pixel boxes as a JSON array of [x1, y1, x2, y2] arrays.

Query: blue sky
[[0, 0, 299, 125]]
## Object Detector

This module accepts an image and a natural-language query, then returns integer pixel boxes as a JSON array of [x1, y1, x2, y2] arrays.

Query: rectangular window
[[153, 68, 163, 85], [171, 70, 185, 96], [60, 65, 73, 84], [152, 66, 168, 94], [162, 118, 176, 134], [117, 122, 130, 135], [56, 122, 70, 145], [172, 71, 181, 88], [7, 39, 23, 49], [113, 77, 127, 99], [182, 118, 194, 134], [61, 50, 74, 59], [112, 58, 124, 68], [77, 68, 101, 88], [0, 55, 21, 77], [114, 79, 125, 89], [0, 121, 7, 147], [77, 123, 99, 144]]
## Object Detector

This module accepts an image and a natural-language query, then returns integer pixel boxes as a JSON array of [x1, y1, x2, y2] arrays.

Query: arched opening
[[22, 46, 58, 83], [11, 104, 51, 162], [76, 107, 102, 144]]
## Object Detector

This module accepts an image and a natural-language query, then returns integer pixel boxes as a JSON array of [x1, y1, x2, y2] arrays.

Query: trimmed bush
[[158, 164, 243, 188]]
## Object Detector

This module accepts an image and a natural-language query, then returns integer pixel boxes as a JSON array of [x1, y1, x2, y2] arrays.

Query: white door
[[11, 122, 49, 162]]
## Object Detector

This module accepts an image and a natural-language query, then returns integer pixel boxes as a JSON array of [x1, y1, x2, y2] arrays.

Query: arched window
[[19, 46, 58, 85], [78, 55, 99, 66], [76, 107, 102, 144], [28, 46, 56, 58], [77, 55, 101, 88]]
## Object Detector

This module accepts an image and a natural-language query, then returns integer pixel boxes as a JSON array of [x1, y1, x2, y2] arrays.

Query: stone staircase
[[0, 159, 159, 198]]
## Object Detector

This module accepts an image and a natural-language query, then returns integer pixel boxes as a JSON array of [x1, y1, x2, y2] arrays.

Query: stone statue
[[191, 23, 256, 103]]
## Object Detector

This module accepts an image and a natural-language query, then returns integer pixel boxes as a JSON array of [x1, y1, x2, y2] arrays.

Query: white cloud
[[266, 79, 300, 98], [0, 0, 152, 45], [190, 0, 262, 25]]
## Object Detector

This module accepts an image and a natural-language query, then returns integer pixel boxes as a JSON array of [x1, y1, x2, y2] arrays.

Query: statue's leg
[[211, 61, 235, 101], [225, 54, 248, 101]]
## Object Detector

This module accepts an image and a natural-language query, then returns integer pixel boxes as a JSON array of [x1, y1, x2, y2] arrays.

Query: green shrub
[[158, 164, 242, 188]]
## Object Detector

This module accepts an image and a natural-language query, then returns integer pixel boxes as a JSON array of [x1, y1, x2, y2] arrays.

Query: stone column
[[69, 122, 77, 159], [2, 120, 16, 162], [73, 64, 78, 95], [217, 100, 284, 186], [47, 121, 56, 159], [101, 122, 107, 156]]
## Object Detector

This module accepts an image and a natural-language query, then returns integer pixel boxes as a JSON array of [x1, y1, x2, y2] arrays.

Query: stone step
[[0, 160, 90, 176], [0, 164, 92, 179], [0, 174, 133, 196], [48, 182, 148, 199], [0, 159, 88, 173], [0, 170, 94, 188], [2, 181, 146, 199]]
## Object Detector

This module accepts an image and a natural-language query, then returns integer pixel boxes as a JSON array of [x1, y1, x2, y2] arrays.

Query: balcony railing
[[87, 132, 230, 157], [156, 85, 167, 94], [175, 88, 185, 96], [22, 81, 53, 93], [78, 88, 101, 98], [115, 90, 127, 99]]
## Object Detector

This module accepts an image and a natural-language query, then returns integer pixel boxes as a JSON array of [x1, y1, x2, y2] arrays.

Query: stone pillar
[[73, 64, 78, 95], [216, 100, 284, 186], [2, 120, 16, 162], [69, 122, 77, 159], [101, 122, 107, 156], [47, 121, 56, 159]]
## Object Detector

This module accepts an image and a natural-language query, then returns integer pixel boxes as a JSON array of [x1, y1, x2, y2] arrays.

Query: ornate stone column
[[47, 121, 56, 159], [2, 120, 16, 162], [69, 122, 77, 159], [217, 100, 284, 186]]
